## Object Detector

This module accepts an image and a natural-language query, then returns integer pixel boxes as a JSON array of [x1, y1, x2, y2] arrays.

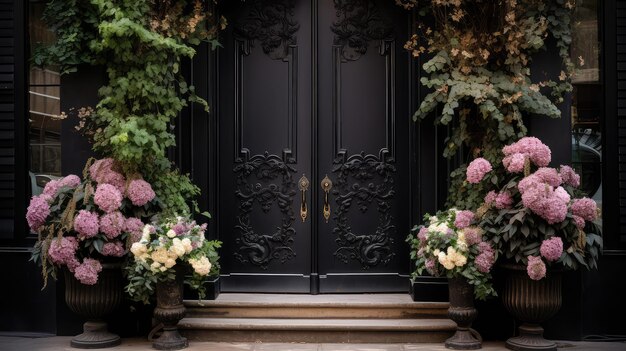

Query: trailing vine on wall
[[34, 0, 226, 216], [400, 0, 578, 210]]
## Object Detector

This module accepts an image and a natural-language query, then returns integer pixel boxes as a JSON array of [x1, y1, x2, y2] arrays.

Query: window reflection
[[571, 0, 602, 231], [28, 1, 62, 196]]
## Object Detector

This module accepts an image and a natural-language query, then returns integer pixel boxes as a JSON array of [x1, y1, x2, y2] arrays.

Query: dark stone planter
[[502, 264, 562, 351], [445, 276, 482, 350], [410, 276, 449, 302], [183, 275, 220, 301], [64, 263, 122, 349], [153, 271, 188, 350]]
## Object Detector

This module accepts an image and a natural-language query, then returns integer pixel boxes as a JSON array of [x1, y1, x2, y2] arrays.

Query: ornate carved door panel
[[217, 0, 411, 293], [317, 0, 411, 292]]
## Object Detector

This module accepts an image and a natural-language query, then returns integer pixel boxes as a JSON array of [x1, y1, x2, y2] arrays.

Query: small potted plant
[[408, 208, 497, 350], [27, 158, 160, 348], [126, 217, 221, 350], [467, 137, 602, 351]]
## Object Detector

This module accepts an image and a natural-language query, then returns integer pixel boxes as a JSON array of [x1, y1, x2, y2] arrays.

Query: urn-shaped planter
[[64, 263, 122, 349], [445, 276, 482, 350], [152, 270, 188, 350], [502, 264, 562, 351]]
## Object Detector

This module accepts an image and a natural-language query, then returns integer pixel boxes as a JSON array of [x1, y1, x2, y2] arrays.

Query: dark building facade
[[0, 0, 625, 341]]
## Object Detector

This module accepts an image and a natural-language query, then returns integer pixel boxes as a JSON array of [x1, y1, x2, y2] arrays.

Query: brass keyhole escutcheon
[[298, 174, 310, 222], [321, 175, 333, 223]]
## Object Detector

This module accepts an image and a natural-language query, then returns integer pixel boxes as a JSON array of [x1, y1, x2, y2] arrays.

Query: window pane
[[571, 0, 603, 234], [28, 1, 62, 196]]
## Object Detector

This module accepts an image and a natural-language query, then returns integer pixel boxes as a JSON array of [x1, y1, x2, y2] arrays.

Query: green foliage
[[35, 0, 223, 217], [406, 1, 576, 210]]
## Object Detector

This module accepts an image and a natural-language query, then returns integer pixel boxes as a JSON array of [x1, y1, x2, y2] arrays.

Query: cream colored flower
[[151, 247, 169, 264], [130, 242, 147, 257], [166, 229, 177, 238], [182, 238, 193, 253], [164, 258, 176, 269], [189, 256, 212, 276]]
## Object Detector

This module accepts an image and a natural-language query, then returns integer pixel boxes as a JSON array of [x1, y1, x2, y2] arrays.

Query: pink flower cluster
[[454, 210, 475, 229], [102, 241, 126, 257], [559, 165, 580, 188], [518, 174, 569, 224], [47, 237, 79, 272], [495, 191, 513, 209], [571, 198, 598, 222], [127, 179, 156, 206], [527, 255, 547, 280], [74, 210, 99, 239], [463, 227, 482, 246], [94, 184, 123, 213], [475, 242, 495, 273], [89, 158, 126, 193], [466, 158, 492, 184], [502, 137, 551, 172], [417, 227, 428, 246], [42, 174, 81, 197], [125, 217, 145, 243], [540, 237, 563, 262], [100, 211, 125, 240], [73, 258, 102, 285], [26, 195, 51, 231]]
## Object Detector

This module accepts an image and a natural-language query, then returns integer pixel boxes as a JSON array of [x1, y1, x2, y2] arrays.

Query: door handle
[[298, 174, 310, 222], [321, 174, 333, 223]]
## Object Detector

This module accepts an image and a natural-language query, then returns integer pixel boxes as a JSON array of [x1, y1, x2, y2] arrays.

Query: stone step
[[184, 293, 449, 319], [178, 317, 456, 343]]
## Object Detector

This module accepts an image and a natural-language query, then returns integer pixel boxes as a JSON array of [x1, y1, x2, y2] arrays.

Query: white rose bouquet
[[125, 217, 221, 304], [407, 208, 497, 300]]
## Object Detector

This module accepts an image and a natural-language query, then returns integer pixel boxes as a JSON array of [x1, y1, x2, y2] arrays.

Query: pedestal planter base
[[71, 321, 121, 349], [152, 328, 188, 351], [505, 324, 556, 351], [445, 277, 481, 350]]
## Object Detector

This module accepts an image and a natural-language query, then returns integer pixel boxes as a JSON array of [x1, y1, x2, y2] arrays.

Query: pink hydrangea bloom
[[94, 184, 123, 213], [74, 210, 99, 239], [503, 137, 551, 168], [425, 258, 438, 275], [559, 165, 580, 187], [73, 258, 102, 285], [47, 237, 78, 267], [478, 241, 493, 254], [172, 223, 188, 236], [417, 227, 428, 245], [42, 179, 61, 197], [99, 211, 125, 240], [124, 217, 144, 243], [571, 198, 598, 221], [475, 251, 495, 273], [126, 179, 155, 206], [26, 195, 51, 231], [540, 237, 563, 262], [536, 196, 569, 224], [495, 191, 513, 209], [503, 153, 526, 173], [60, 175, 81, 188], [101, 241, 126, 257], [553, 186, 570, 204], [466, 158, 492, 184], [572, 215, 585, 229], [518, 174, 541, 194], [534, 167, 562, 187], [89, 158, 126, 192], [527, 256, 547, 281], [454, 210, 475, 229], [463, 227, 482, 246], [484, 191, 497, 205]]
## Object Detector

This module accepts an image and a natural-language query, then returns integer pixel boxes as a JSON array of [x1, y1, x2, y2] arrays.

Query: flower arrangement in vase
[[408, 208, 497, 349], [126, 218, 220, 350], [466, 137, 602, 351], [27, 157, 160, 348]]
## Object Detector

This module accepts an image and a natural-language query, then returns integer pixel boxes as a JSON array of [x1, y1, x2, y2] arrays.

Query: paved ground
[[0, 337, 625, 351]]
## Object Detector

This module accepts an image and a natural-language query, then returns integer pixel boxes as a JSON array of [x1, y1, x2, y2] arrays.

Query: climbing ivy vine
[[401, 0, 578, 210], [34, 0, 225, 216]]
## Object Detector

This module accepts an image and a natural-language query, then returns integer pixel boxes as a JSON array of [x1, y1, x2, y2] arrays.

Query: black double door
[[217, 0, 412, 293]]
